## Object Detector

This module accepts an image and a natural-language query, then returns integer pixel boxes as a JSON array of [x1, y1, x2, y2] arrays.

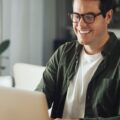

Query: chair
[[13, 63, 45, 91], [13, 63, 52, 115], [0, 76, 13, 87]]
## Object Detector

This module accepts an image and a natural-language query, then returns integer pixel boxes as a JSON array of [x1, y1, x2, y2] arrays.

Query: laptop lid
[[0, 86, 50, 120]]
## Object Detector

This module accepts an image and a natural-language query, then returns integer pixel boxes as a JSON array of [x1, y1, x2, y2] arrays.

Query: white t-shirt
[[63, 49, 103, 119]]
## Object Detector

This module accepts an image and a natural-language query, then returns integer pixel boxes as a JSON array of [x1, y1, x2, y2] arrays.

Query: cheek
[[98, 21, 107, 32], [93, 22, 107, 39], [73, 23, 77, 33], [93, 19, 106, 32]]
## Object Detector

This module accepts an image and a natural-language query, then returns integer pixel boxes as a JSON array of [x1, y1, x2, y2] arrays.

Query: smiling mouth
[[79, 30, 91, 34]]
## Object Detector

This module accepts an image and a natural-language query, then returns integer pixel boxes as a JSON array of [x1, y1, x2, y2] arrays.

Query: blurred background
[[0, 0, 120, 76]]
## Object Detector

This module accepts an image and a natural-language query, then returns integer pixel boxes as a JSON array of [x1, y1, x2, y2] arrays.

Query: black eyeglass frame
[[68, 12, 102, 24]]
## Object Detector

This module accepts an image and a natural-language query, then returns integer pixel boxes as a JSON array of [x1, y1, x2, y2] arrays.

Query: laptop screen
[[0, 86, 50, 120]]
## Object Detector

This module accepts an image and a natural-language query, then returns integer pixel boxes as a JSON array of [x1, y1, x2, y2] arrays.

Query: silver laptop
[[0, 86, 50, 120]]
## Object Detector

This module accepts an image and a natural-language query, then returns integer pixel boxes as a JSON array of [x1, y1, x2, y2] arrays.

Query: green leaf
[[0, 39, 10, 55]]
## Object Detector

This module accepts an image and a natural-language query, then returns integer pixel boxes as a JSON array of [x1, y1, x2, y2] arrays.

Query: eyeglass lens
[[70, 12, 101, 24]]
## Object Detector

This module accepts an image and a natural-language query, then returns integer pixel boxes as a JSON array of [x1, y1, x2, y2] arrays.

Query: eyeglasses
[[69, 12, 102, 24]]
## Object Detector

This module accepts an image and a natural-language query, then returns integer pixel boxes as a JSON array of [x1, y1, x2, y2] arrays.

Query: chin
[[78, 39, 90, 45]]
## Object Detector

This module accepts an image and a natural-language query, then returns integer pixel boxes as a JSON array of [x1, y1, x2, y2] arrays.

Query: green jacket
[[36, 32, 120, 120]]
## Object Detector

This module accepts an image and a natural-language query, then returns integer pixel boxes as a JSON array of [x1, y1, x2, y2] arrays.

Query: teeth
[[79, 30, 90, 34]]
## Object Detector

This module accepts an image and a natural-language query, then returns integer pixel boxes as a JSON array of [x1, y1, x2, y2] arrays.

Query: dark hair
[[72, 0, 116, 17], [99, 0, 115, 17]]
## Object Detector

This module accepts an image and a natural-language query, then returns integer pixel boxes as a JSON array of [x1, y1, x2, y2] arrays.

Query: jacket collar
[[101, 32, 119, 57], [75, 32, 119, 58]]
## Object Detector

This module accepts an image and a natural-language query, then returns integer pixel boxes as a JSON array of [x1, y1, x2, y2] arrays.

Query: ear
[[105, 9, 113, 25]]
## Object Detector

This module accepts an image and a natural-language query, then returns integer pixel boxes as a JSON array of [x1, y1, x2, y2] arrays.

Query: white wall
[[29, 0, 44, 65], [1, 0, 56, 75], [0, 0, 3, 42], [0, 0, 11, 75], [43, 0, 56, 64], [10, 0, 31, 70]]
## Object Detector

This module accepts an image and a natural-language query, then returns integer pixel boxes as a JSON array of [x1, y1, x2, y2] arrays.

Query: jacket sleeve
[[36, 44, 65, 108]]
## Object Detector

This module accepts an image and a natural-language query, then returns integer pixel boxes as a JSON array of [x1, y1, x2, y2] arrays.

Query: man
[[36, 0, 120, 119]]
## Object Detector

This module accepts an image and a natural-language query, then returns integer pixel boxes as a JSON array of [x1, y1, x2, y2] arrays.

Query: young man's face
[[73, 0, 112, 48]]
